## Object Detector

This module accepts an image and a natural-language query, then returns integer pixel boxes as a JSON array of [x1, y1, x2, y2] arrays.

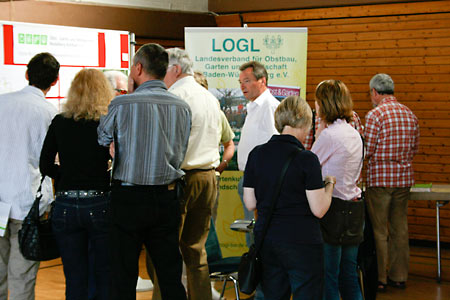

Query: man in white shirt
[[0, 52, 59, 300], [237, 61, 280, 244], [150, 48, 222, 300]]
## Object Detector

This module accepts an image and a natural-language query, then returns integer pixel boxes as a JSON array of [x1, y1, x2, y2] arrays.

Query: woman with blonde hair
[[311, 80, 364, 300], [40, 69, 114, 300], [243, 96, 335, 299]]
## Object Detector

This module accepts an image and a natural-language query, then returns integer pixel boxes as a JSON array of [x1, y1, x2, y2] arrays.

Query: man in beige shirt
[[151, 48, 222, 300]]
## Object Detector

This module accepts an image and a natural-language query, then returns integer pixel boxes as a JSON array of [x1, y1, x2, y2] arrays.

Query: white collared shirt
[[0, 86, 57, 220], [238, 89, 280, 171], [169, 76, 222, 170]]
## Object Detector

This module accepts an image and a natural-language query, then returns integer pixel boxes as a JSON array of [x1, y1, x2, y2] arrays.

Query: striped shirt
[[364, 96, 419, 187], [0, 86, 57, 220], [97, 80, 192, 185]]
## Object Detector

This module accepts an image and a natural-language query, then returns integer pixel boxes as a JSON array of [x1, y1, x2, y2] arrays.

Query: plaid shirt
[[304, 110, 363, 150], [364, 96, 419, 187]]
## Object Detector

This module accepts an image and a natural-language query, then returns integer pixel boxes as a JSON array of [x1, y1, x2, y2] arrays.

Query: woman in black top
[[40, 69, 114, 300], [243, 96, 335, 300]]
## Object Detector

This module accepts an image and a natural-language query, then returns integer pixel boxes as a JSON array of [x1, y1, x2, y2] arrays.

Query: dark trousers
[[52, 194, 110, 300], [260, 240, 324, 300], [109, 183, 186, 300]]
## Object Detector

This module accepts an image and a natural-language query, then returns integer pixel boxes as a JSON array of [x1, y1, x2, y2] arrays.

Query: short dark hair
[[239, 61, 269, 85], [27, 52, 60, 90], [133, 43, 168, 79]]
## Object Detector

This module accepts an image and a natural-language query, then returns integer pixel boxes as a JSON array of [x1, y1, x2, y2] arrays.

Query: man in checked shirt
[[365, 73, 419, 292]]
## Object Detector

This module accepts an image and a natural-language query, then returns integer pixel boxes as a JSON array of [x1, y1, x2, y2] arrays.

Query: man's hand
[[109, 142, 115, 158]]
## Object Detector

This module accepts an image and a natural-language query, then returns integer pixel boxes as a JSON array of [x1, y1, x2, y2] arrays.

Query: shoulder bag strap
[[32, 176, 46, 219], [254, 147, 301, 252]]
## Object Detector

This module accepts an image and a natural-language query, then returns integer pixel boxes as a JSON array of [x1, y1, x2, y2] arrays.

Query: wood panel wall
[[215, 0, 450, 242]]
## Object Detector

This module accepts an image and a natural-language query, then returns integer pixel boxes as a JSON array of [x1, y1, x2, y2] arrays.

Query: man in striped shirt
[[364, 73, 419, 291], [98, 43, 191, 300]]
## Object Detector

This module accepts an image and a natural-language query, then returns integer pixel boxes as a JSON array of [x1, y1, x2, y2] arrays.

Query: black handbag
[[320, 196, 365, 245], [238, 148, 300, 294], [18, 176, 60, 261]]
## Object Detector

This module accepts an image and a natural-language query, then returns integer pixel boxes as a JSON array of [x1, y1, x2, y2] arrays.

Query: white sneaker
[[136, 276, 153, 292]]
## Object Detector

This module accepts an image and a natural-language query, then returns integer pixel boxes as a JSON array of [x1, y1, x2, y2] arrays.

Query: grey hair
[[370, 73, 394, 95], [103, 70, 127, 89], [166, 48, 194, 76]]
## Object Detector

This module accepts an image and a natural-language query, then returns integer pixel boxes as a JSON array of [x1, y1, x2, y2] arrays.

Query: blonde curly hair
[[63, 69, 114, 121]]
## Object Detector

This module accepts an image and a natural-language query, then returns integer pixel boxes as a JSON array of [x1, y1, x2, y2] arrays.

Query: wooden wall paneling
[[214, 14, 242, 27], [240, 0, 450, 23], [215, 1, 450, 242], [209, 0, 430, 14]]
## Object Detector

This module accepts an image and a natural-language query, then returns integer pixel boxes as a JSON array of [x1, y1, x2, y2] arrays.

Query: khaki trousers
[[366, 187, 410, 283], [0, 219, 40, 300], [150, 169, 216, 300]]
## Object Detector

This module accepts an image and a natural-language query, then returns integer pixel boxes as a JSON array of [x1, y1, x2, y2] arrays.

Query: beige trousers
[[0, 219, 40, 300], [366, 187, 410, 283]]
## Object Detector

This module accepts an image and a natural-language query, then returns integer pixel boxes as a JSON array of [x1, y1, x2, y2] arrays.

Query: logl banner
[[185, 27, 307, 99], [185, 27, 308, 257]]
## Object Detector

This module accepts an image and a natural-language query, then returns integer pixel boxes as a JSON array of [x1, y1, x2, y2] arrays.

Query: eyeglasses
[[115, 89, 127, 95]]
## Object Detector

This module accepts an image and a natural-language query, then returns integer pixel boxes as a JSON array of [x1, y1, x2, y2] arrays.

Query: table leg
[[436, 201, 442, 283]]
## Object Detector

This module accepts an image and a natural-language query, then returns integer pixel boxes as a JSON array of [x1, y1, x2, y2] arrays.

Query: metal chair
[[206, 219, 242, 300]]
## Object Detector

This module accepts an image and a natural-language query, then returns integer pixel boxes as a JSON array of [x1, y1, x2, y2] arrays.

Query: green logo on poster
[[18, 33, 25, 44], [33, 34, 40, 45], [26, 34, 32, 44], [263, 35, 283, 53], [41, 35, 47, 45]]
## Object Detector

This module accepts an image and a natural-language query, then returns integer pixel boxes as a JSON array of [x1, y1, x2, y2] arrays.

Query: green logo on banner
[[18, 33, 25, 44], [263, 35, 283, 53]]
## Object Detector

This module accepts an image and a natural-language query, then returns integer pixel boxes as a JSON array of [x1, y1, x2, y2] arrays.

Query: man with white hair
[[104, 70, 128, 96], [156, 47, 222, 300], [365, 73, 419, 292]]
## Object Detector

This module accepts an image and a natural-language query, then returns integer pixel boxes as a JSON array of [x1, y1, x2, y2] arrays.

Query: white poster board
[[0, 21, 130, 110]]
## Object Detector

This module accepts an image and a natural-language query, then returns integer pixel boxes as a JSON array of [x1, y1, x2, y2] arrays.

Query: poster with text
[[185, 27, 308, 257], [0, 21, 130, 111]]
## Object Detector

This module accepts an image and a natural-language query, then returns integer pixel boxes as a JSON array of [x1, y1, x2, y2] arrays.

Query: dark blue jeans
[[260, 240, 324, 300], [323, 243, 363, 300], [52, 194, 110, 300]]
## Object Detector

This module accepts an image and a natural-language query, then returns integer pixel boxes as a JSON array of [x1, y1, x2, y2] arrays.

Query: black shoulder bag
[[18, 176, 60, 261], [238, 148, 300, 294]]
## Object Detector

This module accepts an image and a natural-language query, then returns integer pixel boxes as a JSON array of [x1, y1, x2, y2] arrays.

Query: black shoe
[[387, 278, 406, 289]]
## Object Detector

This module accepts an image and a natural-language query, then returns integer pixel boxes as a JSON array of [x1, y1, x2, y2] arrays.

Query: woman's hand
[[306, 175, 335, 218]]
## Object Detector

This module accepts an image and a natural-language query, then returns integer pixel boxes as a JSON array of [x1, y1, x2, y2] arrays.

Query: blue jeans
[[323, 243, 363, 300], [260, 240, 324, 300], [52, 194, 111, 300]]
